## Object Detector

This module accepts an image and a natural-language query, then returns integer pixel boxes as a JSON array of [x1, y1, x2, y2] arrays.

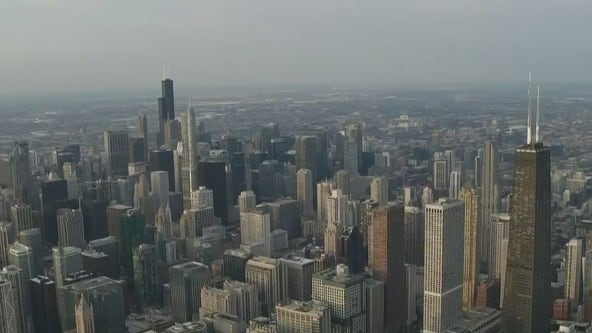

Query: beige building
[[276, 300, 331, 333], [460, 184, 480, 310]]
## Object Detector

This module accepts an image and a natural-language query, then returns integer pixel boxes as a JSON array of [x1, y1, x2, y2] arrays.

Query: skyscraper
[[502, 79, 551, 333], [151, 171, 170, 209], [157, 77, 175, 148], [240, 209, 272, 256], [311, 265, 367, 332], [10, 141, 31, 204], [423, 198, 464, 333], [565, 238, 584, 312], [245, 256, 285, 316], [344, 123, 363, 175], [280, 256, 315, 301], [0, 279, 18, 333], [488, 213, 510, 283], [104, 130, 129, 178], [57, 208, 86, 249], [433, 158, 448, 190], [150, 149, 176, 191], [181, 106, 199, 209], [295, 136, 318, 182], [0, 222, 15, 268], [239, 190, 257, 214], [191, 186, 214, 210], [30, 276, 61, 333], [460, 183, 480, 310], [480, 139, 499, 267], [276, 300, 331, 333], [296, 169, 314, 218], [449, 171, 461, 199], [1, 265, 31, 333], [370, 176, 388, 206], [369, 203, 406, 332], [199, 280, 259, 324], [135, 113, 149, 163], [334, 169, 350, 196], [403, 201, 424, 266], [10, 204, 33, 235], [133, 244, 159, 309], [327, 189, 348, 226], [19, 228, 43, 275], [52, 246, 83, 288], [169, 261, 211, 323], [197, 160, 229, 225], [316, 181, 335, 223]]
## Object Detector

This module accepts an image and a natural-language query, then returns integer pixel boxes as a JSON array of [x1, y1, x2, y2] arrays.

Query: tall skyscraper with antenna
[[502, 74, 551, 333], [157, 72, 175, 147], [181, 104, 198, 209]]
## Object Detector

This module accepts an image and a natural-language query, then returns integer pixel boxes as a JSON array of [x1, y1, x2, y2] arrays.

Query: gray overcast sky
[[2, 0, 592, 94]]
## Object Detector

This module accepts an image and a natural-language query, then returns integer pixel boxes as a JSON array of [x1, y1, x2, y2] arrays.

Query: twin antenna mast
[[526, 72, 541, 144]]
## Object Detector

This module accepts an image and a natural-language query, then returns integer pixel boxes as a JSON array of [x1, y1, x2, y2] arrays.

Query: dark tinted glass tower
[[157, 78, 175, 147], [30, 276, 61, 333], [198, 160, 229, 225], [502, 80, 551, 333], [150, 149, 175, 191]]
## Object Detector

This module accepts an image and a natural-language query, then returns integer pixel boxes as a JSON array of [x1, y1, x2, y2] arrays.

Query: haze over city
[[2, 1, 592, 94]]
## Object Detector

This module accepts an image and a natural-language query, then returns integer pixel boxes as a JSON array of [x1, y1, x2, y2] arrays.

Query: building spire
[[535, 85, 541, 143], [162, 65, 166, 80], [526, 72, 535, 144]]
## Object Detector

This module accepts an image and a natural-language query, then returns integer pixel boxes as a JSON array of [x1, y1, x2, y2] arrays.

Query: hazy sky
[[2, 0, 592, 94]]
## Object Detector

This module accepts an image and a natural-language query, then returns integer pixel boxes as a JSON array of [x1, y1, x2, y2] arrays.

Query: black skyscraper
[[30, 276, 61, 333], [198, 160, 229, 225], [502, 81, 551, 333], [157, 78, 175, 147], [150, 149, 175, 191], [40, 179, 78, 245]]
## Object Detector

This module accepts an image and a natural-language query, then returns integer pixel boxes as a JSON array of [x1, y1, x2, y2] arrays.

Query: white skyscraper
[[0, 279, 18, 333], [566, 238, 584, 311], [433, 158, 448, 190], [317, 181, 335, 222], [151, 171, 170, 209], [448, 171, 461, 199], [240, 210, 272, 256], [239, 191, 257, 214], [488, 213, 510, 282], [423, 198, 464, 333], [297, 169, 314, 218], [370, 176, 389, 206], [191, 186, 214, 209], [327, 189, 348, 226], [245, 256, 285, 316]]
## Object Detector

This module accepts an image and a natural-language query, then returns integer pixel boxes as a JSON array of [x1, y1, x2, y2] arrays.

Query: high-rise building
[[344, 123, 363, 175], [312, 265, 366, 332], [404, 202, 424, 266], [0, 279, 18, 333], [181, 106, 199, 209], [317, 181, 335, 222], [423, 198, 464, 333], [240, 209, 272, 256], [8, 242, 34, 281], [52, 246, 83, 288], [460, 184, 480, 310], [295, 136, 318, 182], [433, 158, 448, 190], [133, 244, 159, 309], [1, 265, 31, 333], [327, 189, 348, 226], [333, 169, 350, 196], [199, 280, 259, 324], [279, 256, 314, 301], [369, 203, 406, 332], [19, 228, 43, 275], [365, 277, 385, 333], [197, 160, 229, 225], [488, 213, 510, 283], [10, 204, 34, 235], [157, 77, 175, 147], [276, 300, 331, 333], [88, 236, 119, 280], [135, 113, 149, 163], [104, 130, 129, 178], [30, 276, 60, 333], [57, 208, 86, 249], [224, 249, 251, 282], [191, 186, 214, 210], [565, 238, 584, 312], [245, 256, 285, 316], [502, 81, 551, 333], [239, 191, 257, 214], [370, 176, 388, 206], [150, 149, 176, 191], [480, 139, 499, 267], [0, 222, 15, 268], [59, 276, 126, 333], [449, 171, 461, 199], [75, 293, 95, 333], [169, 261, 212, 323], [151, 171, 170, 209], [296, 169, 314, 218], [10, 141, 31, 204]]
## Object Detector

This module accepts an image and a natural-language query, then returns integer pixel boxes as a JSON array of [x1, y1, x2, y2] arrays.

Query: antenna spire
[[535, 85, 541, 143], [163, 65, 166, 80], [526, 72, 535, 144]]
